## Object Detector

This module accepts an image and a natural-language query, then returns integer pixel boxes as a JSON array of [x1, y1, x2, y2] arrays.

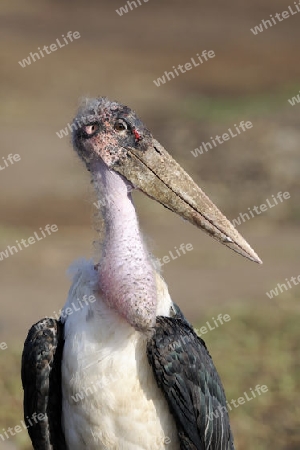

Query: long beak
[[113, 139, 262, 264]]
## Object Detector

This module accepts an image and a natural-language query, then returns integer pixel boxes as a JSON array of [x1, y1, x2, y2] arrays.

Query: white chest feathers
[[61, 259, 180, 450]]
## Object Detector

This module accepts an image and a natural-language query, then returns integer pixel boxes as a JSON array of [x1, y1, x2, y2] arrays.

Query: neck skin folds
[[91, 159, 157, 331]]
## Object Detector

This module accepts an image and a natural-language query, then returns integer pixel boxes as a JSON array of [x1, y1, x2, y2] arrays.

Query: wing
[[147, 306, 235, 450], [21, 318, 67, 450]]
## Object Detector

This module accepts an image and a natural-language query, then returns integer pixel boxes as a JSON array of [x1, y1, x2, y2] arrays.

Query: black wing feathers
[[21, 318, 67, 450], [147, 312, 235, 450]]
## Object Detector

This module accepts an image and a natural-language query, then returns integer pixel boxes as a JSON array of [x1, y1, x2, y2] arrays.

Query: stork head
[[72, 97, 262, 264]]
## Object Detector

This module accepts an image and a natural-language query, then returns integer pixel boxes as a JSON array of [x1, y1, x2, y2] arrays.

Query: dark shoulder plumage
[[21, 318, 67, 450], [147, 307, 235, 450]]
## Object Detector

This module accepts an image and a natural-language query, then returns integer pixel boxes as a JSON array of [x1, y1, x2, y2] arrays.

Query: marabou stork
[[22, 97, 262, 450]]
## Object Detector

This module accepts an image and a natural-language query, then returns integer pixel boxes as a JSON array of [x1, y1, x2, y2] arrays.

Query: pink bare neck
[[91, 159, 157, 330]]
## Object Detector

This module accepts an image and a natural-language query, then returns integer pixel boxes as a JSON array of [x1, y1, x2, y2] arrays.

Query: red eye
[[84, 124, 99, 135]]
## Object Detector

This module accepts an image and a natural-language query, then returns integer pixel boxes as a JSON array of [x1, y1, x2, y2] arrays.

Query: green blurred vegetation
[[201, 300, 300, 450], [181, 84, 300, 122]]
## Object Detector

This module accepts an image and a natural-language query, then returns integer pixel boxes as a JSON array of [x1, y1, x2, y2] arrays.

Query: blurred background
[[0, 0, 299, 449]]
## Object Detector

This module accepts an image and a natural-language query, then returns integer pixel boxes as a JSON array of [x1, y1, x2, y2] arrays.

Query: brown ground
[[0, 1, 299, 449]]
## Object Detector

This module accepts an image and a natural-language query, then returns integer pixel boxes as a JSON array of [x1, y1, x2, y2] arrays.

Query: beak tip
[[245, 250, 263, 265], [254, 256, 263, 265], [245, 244, 263, 265], [222, 236, 262, 265]]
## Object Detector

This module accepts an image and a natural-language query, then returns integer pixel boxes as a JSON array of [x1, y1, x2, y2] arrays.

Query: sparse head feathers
[[71, 96, 151, 168]]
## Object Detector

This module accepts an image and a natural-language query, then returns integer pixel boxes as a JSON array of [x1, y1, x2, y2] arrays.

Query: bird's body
[[61, 259, 179, 450], [22, 97, 261, 449]]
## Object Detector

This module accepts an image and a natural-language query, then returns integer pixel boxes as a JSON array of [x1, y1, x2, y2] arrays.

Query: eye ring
[[114, 119, 128, 132], [83, 123, 99, 137]]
